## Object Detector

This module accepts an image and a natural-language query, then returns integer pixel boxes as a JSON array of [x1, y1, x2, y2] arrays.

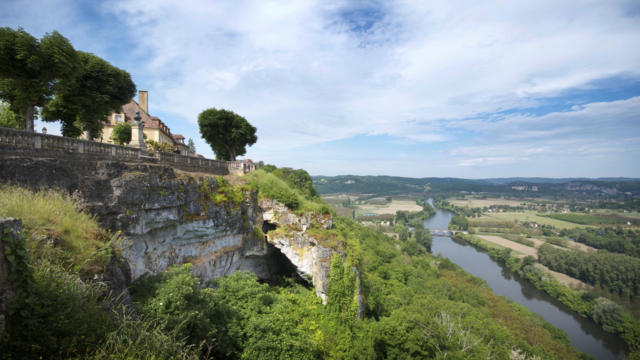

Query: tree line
[[559, 227, 640, 258], [538, 244, 640, 303], [0, 27, 136, 137]]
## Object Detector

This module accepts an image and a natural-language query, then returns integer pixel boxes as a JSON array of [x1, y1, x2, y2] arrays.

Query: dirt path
[[477, 235, 592, 289], [564, 239, 597, 252], [538, 265, 592, 290], [477, 235, 538, 258]]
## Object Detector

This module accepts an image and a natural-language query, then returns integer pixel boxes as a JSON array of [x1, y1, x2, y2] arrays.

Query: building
[[99, 90, 195, 156]]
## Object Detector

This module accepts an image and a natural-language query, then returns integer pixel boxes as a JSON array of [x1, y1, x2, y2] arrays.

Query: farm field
[[474, 234, 592, 289], [471, 211, 590, 229], [356, 199, 421, 215], [476, 235, 538, 258], [449, 197, 528, 208]]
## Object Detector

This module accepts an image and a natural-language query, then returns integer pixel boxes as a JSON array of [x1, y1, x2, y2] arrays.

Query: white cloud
[[2, 0, 640, 176], [98, 1, 640, 150]]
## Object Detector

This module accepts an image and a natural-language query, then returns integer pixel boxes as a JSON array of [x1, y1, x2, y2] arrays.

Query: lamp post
[[135, 111, 146, 153]]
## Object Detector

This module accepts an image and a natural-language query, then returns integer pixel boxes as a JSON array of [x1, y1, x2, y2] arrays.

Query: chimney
[[138, 90, 148, 114]]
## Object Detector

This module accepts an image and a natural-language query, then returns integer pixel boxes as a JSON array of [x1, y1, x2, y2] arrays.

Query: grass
[[471, 210, 590, 229], [544, 212, 639, 226], [449, 197, 527, 208], [0, 185, 111, 273], [247, 170, 331, 214], [356, 199, 422, 215]]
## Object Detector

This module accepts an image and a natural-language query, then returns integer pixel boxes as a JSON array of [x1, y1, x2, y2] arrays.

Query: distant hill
[[482, 177, 640, 185], [312, 175, 640, 198]]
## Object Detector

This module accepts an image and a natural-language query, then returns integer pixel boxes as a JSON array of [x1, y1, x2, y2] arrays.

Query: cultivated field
[[450, 197, 527, 208], [477, 235, 538, 258], [471, 211, 589, 229], [357, 199, 422, 215], [474, 234, 591, 289]]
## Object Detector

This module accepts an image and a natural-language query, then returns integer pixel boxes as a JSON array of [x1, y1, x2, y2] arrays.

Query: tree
[[0, 101, 22, 129], [41, 51, 135, 139], [198, 108, 257, 160], [110, 122, 132, 145], [187, 137, 196, 153], [0, 27, 78, 132]]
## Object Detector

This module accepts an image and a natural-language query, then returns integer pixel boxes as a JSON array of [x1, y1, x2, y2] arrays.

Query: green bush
[[246, 169, 331, 213], [129, 264, 238, 358], [110, 122, 132, 145], [2, 262, 114, 359]]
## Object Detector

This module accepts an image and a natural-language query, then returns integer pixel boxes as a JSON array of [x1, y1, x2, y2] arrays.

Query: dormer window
[[115, 114, 123, 123]]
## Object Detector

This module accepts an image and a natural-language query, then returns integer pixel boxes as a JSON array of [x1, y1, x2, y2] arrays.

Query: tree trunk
[[24, 104, 35, 132], [229, 147, 236, 161], [224, 144, 236, 161]]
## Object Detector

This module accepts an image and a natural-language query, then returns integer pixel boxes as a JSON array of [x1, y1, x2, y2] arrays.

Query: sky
[[2, 0, 640, 178]]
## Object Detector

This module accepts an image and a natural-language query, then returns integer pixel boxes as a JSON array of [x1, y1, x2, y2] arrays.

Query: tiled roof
[[118, 100, 174, 139]]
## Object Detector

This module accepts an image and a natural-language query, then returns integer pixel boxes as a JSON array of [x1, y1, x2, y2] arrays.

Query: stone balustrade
[[0, 127, 253, 175]]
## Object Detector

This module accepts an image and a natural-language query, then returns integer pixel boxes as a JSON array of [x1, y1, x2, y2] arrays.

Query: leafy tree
[[449, 215, 469, 230], [0, 100, 22, 129], [326, 253, 358, 322], [110, 122, 132, 145], [0, 27, 78, 131], [187, 137, 196, 153], [197, 108, 257, 160], [270, 167, 318, 200], [260, 164, 277, 172], [41, 51, 135, 139], [414, 223, 432, 253], [130, 264, 237, 359]]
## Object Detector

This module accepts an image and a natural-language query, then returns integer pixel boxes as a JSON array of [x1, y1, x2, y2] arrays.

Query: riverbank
[[454, 233, 640, 356]]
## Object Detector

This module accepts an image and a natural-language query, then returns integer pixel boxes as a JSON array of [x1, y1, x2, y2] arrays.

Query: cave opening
[[262, 220, 277, 234], [257, 220, 311, 288]]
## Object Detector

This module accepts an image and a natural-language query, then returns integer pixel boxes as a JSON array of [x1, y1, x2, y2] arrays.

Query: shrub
[[110, 122, 132, 145], [246, 170, 330, 214]]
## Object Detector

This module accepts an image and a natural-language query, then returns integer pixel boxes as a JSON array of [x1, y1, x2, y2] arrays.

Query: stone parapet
[[0, 127, 254, 175]]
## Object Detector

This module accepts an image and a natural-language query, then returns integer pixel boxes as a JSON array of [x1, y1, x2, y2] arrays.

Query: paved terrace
[[0, 127, 254, 176]]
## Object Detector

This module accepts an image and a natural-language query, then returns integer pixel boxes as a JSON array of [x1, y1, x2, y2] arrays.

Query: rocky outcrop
[[261, 199, 334, 302], [0, 217, 21, 341], [64, 163, 336, 302], [0, 156, 341, 304]]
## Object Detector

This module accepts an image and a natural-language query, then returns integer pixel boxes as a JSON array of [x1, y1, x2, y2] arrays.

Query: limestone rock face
[[74, 165, 336, 304], [86, 168, 269, 282], [0, 156, 340, 304], [260, 199, 334, 303]]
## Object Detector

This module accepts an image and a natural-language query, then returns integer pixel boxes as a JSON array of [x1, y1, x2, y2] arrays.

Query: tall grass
[[0, 185, 108, 272], [246, 170, 331, 214]]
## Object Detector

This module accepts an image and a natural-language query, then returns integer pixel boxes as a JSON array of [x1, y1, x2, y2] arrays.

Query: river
[[423, 202, 627, 359]]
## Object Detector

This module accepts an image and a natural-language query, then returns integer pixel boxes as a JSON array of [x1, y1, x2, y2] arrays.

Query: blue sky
[[2, 0, 640, 178]]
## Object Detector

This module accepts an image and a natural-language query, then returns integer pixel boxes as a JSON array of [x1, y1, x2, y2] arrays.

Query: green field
[[544, 212, 640, 226], [471, 211, 590, 229]]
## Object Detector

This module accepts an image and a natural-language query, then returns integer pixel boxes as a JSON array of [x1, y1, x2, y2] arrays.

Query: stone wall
[[0, 126, 253, 175], [0, 217, 21, 341]]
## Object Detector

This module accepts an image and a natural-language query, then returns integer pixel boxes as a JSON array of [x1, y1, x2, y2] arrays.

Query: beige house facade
[[99, 90, 194, 156]]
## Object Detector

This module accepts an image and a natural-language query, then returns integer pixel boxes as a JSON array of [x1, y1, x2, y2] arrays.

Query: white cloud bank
[[2, 0, 640, 176]]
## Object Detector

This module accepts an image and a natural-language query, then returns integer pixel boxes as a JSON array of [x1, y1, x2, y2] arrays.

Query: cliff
[[53, 161, 335, 301], [0, 154, 342, 303]]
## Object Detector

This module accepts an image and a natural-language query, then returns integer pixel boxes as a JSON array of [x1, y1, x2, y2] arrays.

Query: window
[[115, 114, 123, 123]]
